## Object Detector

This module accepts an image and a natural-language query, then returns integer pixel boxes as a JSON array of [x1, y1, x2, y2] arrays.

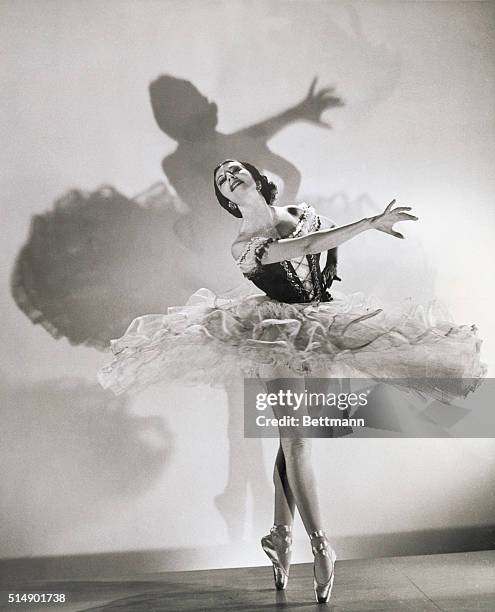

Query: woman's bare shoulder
[[231, 234, 275, 262], [231, 239, 249, 260], [230, 204, 312, 261], [278, 203, 336, 229], [275, 204, 308, 220]]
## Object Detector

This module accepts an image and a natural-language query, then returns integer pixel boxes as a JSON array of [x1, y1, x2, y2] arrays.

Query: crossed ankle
[[270, 524, 293, 552], [309, 529, 332, 556], [309, 529, 327, 539]]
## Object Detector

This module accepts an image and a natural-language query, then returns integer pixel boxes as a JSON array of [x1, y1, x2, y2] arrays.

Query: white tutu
[[97, 288, 485, 397]]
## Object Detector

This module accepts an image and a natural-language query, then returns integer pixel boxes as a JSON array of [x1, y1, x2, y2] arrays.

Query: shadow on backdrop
[[11, 184, 197, 348], [0, 374, 172, 558], [216, 381, 273, 541], [11, 76, 345, 347], [148, 73, 343, 278], [10, 5, 407, 342]]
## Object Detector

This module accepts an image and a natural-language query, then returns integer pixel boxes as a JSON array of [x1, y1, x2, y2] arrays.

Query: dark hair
[[213, 160, 278, 218]]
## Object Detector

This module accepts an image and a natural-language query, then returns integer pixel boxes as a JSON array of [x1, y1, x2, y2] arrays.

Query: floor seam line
[[404, 573, 445, 611]]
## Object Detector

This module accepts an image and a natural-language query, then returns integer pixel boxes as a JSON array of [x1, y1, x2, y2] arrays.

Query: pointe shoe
[[310, 529, 337, 603], [261, 524, 292, 590]]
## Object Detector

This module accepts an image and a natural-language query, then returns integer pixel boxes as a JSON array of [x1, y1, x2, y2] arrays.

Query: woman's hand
[[369, 200, 418, 239], [296, 77, 344, 128]]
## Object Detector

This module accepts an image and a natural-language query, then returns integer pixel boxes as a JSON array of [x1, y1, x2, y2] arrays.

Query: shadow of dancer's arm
[[234, 77, 344, 142], [256, 149, 302, 203]]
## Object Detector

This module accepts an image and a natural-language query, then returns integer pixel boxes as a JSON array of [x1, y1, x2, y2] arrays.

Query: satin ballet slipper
[[310, 529, 337, 603], [261, 524, 292, 590]]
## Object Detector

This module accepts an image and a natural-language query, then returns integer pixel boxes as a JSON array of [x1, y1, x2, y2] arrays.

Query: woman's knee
[[280, 436, 312, 460]]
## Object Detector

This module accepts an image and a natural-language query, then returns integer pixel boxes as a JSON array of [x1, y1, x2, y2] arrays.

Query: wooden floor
[[1, 551, 494, 611]]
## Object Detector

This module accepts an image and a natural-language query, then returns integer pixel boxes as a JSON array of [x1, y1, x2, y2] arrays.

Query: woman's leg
[[269, 380, 333, 584], [275, 421, 323, 534], [273, 442, 296, 526], [268, 442, 296, 575]]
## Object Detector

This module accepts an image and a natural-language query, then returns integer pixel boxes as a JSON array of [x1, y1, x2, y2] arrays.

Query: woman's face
[[215, 160, 256, 205]]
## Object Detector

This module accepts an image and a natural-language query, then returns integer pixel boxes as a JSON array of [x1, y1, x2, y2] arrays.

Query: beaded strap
[[236, 236, 275, 278], [289, 203, 319, 239], [310, 529, 330, 556], [270, 524, 293, 552], [307, 215, 323, 302], [280, 204, 321, 301], [280, 261, 308, 300], [271, 524, 293, 535], [291, 205, 309, 237], [288, 211, 323, 302]]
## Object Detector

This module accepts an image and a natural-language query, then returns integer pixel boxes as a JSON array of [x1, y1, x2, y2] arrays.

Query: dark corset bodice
[[235, 204, 340, 304], [246, 246, 339, 304]]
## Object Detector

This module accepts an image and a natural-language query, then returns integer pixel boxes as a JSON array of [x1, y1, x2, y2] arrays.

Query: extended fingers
[[394, 211, 418, 221], [387, 202, 418, 220], [317, 86, 335, 95], [308, 76, 318, 97], [320, 96, 344, 108], [384, 199, 396, 213], [319, 89, 343, 100], [316, 120, 332, 129]]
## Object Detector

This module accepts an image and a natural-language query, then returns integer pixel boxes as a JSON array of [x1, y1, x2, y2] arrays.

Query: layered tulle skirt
[[97, 288, 484, 398]]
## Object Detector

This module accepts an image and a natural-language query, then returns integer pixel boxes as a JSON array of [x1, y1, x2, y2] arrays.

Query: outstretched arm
[[255, 150, 301, 203], [235, 77, 344, 142], [262, 200, 418, 264]]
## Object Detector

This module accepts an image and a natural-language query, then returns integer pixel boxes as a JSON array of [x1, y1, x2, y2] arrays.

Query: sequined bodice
[[235, 203, 339, 304]]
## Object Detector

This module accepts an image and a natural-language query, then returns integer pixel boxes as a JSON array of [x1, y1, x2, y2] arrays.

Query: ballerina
[[98, 159, 483, 603]]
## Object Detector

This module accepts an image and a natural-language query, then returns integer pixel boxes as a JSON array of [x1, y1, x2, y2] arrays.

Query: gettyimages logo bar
[[243, 377, 491, 438]]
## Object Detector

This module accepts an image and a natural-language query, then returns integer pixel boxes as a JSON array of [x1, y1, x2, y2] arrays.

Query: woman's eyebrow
[[217, 165, 230, 178]]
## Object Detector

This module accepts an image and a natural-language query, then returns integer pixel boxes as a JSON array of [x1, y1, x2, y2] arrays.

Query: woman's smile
[[230, 178, 243, 191]]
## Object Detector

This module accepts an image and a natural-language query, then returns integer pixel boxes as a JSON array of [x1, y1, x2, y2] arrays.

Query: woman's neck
[[238, 195, 277, 238]]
